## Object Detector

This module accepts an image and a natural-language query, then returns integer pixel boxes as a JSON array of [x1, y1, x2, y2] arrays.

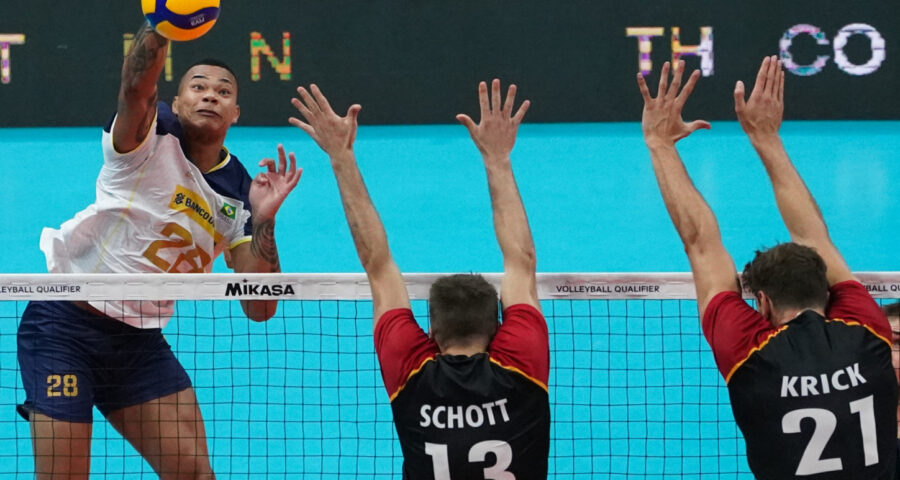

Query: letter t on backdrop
[[626, 27, 665, 77], [0, 34, 26, 84]]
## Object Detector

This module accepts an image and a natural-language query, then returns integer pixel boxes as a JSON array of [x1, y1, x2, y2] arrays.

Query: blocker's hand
[[735, 55, 784, 141], [290, 84, 361, 158], [637, 60, 710, 147], [457, 79, 530, 162]]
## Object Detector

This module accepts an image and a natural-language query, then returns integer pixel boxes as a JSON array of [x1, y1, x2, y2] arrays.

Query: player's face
[[172, 65, 240, 137]]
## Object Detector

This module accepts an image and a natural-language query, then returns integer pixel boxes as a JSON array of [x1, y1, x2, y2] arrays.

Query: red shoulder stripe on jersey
[[388, 356, 436, 403], [489, 357, 549, 393], [725, 324, 790, 384], [828, 317, 892, 348]]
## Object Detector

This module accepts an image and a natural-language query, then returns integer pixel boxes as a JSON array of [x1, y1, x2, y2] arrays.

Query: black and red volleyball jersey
[[374, 304, 550, 480], [703, 280, 898, 479]]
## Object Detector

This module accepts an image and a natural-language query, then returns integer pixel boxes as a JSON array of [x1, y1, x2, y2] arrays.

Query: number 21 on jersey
[[782, 395, 880, 475]]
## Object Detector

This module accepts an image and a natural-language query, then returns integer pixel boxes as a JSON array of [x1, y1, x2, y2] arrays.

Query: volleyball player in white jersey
[[16, 23, 300, 479]]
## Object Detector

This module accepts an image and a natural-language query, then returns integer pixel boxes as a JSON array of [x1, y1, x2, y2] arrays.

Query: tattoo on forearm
[[122, 23, 166, 143], [126, 23, 167, 80], [251, 219, 280, 271]]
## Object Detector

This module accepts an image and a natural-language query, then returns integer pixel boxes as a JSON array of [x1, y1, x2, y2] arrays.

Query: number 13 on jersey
[[425, 440, 515, 480]]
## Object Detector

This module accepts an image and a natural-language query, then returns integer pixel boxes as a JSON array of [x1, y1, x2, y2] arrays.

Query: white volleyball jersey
[[40, 103, 253, 329]]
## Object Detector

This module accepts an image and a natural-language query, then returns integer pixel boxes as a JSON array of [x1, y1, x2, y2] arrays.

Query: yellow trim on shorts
[[389, 356, 435, 403], [489, 357, 549, 393]]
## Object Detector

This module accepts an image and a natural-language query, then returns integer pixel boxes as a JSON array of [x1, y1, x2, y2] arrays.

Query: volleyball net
[[1, 272, 898, 479]]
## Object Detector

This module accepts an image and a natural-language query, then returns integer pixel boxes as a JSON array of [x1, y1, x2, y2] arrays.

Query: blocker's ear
[[756, 291, 774, 322]]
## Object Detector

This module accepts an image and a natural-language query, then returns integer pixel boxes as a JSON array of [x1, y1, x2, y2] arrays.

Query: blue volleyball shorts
[[17, 301, 192, 423]]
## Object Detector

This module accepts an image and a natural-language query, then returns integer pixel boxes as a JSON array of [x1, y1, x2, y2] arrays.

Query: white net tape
[[0, 272, 898, 301]]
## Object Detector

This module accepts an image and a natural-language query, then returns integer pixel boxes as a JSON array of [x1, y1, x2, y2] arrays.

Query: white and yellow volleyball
[[142, 0, 220, 42]]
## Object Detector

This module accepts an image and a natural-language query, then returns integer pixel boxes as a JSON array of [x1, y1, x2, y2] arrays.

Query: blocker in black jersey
[[375, 305, 550, 480], [704, 281, 898, 479]]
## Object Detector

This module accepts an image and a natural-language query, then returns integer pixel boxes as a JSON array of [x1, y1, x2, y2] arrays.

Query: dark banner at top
[[0, 1, 896, 126]]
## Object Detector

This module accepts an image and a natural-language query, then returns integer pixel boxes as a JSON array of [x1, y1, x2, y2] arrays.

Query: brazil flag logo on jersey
[[220, 203, 236, 220]]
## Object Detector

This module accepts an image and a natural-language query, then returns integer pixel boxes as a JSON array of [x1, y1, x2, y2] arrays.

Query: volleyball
[[142, 0, 220, 42]]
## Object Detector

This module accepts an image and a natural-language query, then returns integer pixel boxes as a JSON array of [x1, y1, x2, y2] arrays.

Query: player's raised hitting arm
[[457, 79, 539, 311], [735, 56, 853, 286], [114, 22, 168, 153], [289, 85, 410, 324], [230, 144, 302, 321], [637, 61, 737, 317]]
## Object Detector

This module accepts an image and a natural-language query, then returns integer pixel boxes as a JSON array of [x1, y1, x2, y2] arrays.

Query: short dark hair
[[741, 242, 829, 312], [428, 274, 499, 350], [179, 58, 238, 93]]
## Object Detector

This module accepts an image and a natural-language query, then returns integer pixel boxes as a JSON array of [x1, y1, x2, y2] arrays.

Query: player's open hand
[[457, 79, 530, 161], [637, 60, 710, 147], [290, 84, 361, 157], [735, 56, 784, 141], [249, 144, 302, 222]]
